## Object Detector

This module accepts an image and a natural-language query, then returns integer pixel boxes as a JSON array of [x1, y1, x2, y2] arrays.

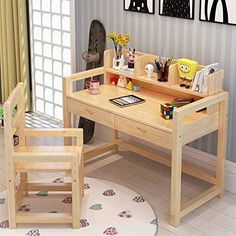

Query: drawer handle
[[85, 109, 94, 115], [137, 127, 147, 134]]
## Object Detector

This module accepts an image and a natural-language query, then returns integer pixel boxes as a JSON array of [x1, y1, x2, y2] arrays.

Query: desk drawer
[[115, 116, 171, 149], [67, 99, 114, 128]]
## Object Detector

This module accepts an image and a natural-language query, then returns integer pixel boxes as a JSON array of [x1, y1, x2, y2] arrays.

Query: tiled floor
[[1, 115, 236, 235], [25, 111, 63, 128]]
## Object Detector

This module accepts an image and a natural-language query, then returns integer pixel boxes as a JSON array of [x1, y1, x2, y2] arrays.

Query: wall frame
[[159, 0, 195, 20], [200, 0, 236, 26], [124, 0, 155, 14]]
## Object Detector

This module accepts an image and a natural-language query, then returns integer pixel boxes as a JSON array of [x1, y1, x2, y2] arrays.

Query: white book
[[192, 70, 201, 92], [192, 63, 220, 93]]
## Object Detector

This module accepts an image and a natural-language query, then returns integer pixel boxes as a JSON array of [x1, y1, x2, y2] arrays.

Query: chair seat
[[14, 146, 82, 172]]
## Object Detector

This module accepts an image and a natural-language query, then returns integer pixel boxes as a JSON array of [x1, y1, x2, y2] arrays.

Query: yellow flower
[[119, 39, 126, 47], [117, 34, 122, 40], [108, 32, 131, 48], [124, 34, 131, 41], [108, 32, 116, 40]]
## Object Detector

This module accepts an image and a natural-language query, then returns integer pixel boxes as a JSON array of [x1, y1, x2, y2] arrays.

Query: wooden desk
[[63, 51, 228, 227]]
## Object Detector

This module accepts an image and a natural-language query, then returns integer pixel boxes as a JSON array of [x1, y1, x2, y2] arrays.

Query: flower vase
[[113, 44, 124, 70]]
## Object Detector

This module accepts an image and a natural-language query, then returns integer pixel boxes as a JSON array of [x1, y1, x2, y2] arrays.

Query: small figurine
[[117, 75, 127, 88], [145, 64, 154, 78], [110, 76, 119, 85], [132, 85, 141, 91], [126, 79, 133, 90], [127, 48, 136, 69], [177, 58, 198, 89]]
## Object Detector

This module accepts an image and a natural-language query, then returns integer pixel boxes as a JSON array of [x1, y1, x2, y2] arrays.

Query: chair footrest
[[28, 183, 72, 192], [16, 212, 72, 224]]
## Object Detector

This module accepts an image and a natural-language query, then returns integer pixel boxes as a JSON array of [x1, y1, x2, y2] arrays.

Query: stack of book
[[192, 63, 220, 94]]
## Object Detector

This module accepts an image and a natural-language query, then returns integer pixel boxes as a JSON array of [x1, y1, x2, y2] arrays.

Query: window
[[29, 0, 75, 120]]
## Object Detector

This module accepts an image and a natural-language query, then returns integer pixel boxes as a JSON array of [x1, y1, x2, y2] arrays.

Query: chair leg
[[20, 172, 28, 197], [72, 154, 81, 229], [7, 172, 17, 228], [80, 154, 84, 197]]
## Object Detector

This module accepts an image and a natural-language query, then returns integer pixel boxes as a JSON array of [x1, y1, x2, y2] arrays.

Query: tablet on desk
[[109, 95, 145, 107]]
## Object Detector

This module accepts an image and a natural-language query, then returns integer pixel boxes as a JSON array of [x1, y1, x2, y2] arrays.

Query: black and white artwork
[[200, 0, 236, 25], [159, 0, 195, 19], [124, 0, 155, 14]]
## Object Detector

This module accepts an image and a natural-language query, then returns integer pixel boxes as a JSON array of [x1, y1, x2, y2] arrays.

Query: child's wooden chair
[[3, 83, 84, 229]]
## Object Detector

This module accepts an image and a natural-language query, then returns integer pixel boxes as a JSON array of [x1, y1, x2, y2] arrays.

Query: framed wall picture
[[200, 0, 236, 25], [159, 0, 195, 19], [124, 0, 155, 14]]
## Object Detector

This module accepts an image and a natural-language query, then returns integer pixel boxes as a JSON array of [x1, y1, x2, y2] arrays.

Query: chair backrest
[[3, 83, 25, 153]]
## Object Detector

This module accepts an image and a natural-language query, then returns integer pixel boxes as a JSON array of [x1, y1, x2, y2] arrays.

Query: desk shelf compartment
[[104, 49, 225, 114], [105, 68, 206, 100], [104, 48, 145, 74], [134, 54, 177, 85], [105, 68, 135, 81]]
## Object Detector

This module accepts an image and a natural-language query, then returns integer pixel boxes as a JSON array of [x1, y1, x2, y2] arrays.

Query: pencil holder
[[155, 59, 171, 82], [159, 64, 169, 82], [160, 103, 176, 120]]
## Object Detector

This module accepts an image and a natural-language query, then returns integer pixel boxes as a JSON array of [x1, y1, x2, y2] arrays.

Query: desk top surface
[[68, 84, 207, 133]]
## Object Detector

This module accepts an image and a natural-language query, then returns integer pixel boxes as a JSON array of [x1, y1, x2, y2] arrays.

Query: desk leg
[[216, 98, 228, 198], [111, 129, 118, 154], [170, 114, 183, 227]]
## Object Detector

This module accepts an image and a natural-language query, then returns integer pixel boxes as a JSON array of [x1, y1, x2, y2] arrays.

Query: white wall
[[75, 0, 236, 163]]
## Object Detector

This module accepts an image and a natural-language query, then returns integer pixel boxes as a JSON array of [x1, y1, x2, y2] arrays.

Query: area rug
[[0, 177, 158, 236]]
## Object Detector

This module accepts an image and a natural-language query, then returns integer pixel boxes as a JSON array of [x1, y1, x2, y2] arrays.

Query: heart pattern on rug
[[0, 220, 9, 228], [84, 183, 90, 190], [52, 177, 64, 183], [132, 196, 145, 203], [0, 198, 5, 205], [62, 196, 72, 204], [0, 177, 158, 235], [103, 189, 116, 196], [80, 219, 89, 228], [26, 229, 40, 236], [36, 191, 48, 197], [90, 203, 102, 210], [150, 218, 158, 225], [19, 204, 31, 212], [103, 226, 118, 235], [118, 210, 132, 218]]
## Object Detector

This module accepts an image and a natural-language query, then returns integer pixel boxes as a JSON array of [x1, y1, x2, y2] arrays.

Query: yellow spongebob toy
[[177, 58, 198, 89]]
